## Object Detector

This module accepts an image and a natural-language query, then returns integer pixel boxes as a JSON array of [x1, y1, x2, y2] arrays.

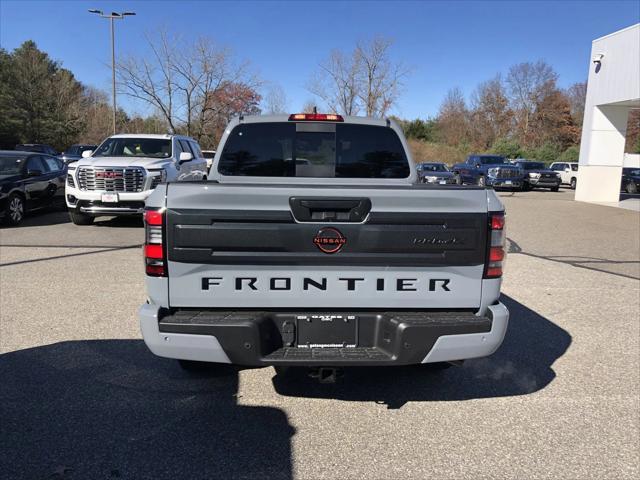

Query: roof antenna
[[313, 106, 317, 114]]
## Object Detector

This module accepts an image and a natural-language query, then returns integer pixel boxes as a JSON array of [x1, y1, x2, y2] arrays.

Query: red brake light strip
[[288, 113, 344, 122]]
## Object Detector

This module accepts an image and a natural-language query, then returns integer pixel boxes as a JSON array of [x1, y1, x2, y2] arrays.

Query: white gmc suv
[[65, 134, 207, 225]]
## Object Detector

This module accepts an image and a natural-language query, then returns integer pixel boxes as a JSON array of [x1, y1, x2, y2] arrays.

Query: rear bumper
[[139, 303, 509, 366]]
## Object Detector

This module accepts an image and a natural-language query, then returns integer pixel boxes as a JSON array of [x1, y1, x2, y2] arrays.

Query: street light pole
[[88, 9, 136, 135], [110, 16, 116, 135]]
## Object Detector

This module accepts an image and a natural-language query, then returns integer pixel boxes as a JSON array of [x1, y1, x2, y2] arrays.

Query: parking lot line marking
[[0, 245, 141, 268]]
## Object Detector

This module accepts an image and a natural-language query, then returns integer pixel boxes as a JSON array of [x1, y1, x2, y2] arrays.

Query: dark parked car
[[621, 168, 640, 194], [0, 151, 67, 225], [513, 160, 561, 191], [59, 144, 97, 164], [15, 143, 58, 156], [416, 162, 459, 184], [452, 154, 524, 189]]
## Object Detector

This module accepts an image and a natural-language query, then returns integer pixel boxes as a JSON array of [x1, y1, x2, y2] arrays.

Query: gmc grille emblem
[[96, 171, 122, 179]]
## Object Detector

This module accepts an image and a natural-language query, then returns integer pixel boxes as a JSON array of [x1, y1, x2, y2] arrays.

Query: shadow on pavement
[[0, 212, 144, 230], [1, 210, 71, 228], [0, 341, 295, 480], [272, 295, 571, 408], [508, 237, 640, 280], [93, 216, 144, 228]]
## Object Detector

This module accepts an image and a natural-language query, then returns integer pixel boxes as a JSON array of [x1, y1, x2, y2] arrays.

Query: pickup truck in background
[[139, 114, 510, 378], [513, 160, 561, 191], [549, 162, 579, 189], [452, 154, 524, 189]]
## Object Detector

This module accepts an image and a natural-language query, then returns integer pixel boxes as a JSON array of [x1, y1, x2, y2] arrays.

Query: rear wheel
[[477, 175, 486, 187], [5, 194, 25, 225], [626, 181, 637, 194], [453, 173, 462, 185], [570, 177, 577, 190], [69, 209, 94, 225]]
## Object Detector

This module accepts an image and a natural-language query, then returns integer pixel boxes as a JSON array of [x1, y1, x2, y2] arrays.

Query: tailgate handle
[[289, 197, 371, 222]]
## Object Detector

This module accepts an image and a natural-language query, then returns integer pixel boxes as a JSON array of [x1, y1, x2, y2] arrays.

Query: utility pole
[[88, 9, 136, 135]]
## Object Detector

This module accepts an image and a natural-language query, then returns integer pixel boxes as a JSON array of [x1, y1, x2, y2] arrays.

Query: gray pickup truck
[[139, 113, 509, 376]]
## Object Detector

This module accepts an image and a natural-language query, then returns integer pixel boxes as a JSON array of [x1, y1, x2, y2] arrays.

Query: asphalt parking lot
[[1, 188, 639, 479]]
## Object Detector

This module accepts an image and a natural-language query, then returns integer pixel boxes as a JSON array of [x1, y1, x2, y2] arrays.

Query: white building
[[575, 23, 640, 204]]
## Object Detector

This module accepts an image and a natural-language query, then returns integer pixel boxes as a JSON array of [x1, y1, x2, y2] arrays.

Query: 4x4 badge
[[313, 227, 346, 254]]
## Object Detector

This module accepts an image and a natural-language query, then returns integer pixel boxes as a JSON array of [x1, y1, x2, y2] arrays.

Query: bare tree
[[308, 36, 408, 117], [356, 36, 408, 117], [301, 99, 317, 113], [308, 48, 361, 115], [80, 86, 113, 143], [565, 81, 587, 128], [117, 30, 260, 143], [470, 75, 513, 149], [506, 60, 558, 146], [264, 84, 289, 114], [437, 87, 470, 147], [117, 31, 178, 132]]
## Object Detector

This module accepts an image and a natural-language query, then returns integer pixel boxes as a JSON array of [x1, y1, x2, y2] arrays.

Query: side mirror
[[82, 150, 93, 158], [27, 169, 43, 177], [475, 163, 481, 168], [565, 168, 570, 172], [179, 152, 193, 164]]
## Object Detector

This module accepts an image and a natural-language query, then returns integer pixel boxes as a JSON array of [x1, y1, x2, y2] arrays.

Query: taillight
[[288, 113, 344, 122], [144, 208, 166, 277], [484, 212, 506, 279]]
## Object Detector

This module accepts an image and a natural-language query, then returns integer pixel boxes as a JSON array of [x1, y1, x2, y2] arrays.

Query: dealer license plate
[[504, 180, 512, 185], [296, 314, 357, 348], [101, 193, 119, 203]]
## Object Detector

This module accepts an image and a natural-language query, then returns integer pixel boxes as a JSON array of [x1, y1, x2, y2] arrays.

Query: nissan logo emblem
[[313, 227, 347, 254]]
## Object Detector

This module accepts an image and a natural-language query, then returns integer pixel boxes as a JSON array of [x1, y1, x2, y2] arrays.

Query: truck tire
[[454, 174, 462, 185], [477, 175, 486, 187], [626, 182, 637, 194], [69, 209, 94, 225], [5, 194, 25, 226], [570, 177, 577, 190]]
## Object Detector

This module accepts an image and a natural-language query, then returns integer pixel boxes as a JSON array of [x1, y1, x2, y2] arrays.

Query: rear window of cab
[[217, 122, 410, 179]]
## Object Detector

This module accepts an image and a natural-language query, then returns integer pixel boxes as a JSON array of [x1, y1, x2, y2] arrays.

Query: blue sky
[[1, 0, 638, 119]]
